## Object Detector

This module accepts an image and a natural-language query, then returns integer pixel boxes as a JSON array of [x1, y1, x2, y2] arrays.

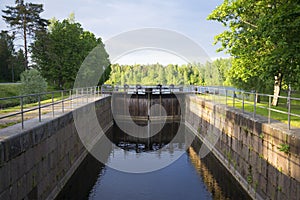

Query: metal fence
[[0, 86, 102, 129], [2, 84, 299, 130], [194, 86, 300, 130], [103, 84, 187, 94]]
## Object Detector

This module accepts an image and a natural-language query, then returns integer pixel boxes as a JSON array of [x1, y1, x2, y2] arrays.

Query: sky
[[0, 0, 229, 65]]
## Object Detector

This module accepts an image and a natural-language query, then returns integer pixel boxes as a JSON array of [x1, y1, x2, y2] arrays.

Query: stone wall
[[185, 95, 300, 200], [0, 96, 112, 200]]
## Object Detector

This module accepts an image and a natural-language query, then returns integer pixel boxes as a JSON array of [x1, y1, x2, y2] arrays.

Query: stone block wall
[[185, 95, 300, 200], [0, 96, 112, 200]]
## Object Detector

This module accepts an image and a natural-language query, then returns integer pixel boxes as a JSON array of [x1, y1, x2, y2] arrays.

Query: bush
[[19, 69, 48, 103]]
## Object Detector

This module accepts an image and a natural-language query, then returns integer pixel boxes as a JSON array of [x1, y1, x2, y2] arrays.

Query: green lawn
[[0, 83, 21, 108], [199, 92, 300, 128], [0, 83, 70, 111], [0, 95, 67, 114]]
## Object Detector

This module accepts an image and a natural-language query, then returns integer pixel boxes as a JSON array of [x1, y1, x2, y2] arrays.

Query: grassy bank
[[199, 92, 300, 128], [0, 83, 21, 108]]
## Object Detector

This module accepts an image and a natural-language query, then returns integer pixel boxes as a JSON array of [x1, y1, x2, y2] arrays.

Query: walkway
[[0, 94, 106, 131]]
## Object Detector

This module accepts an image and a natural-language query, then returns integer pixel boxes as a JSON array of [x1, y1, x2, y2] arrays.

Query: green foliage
[[31, 16, 110, 89], [2, 0, 48, 69], [0, 31, 25, 82], [105, 58, 231, 86], [277, 143, 290, 154], [19, 69, 47, 103], [208, 0, 300, 95]]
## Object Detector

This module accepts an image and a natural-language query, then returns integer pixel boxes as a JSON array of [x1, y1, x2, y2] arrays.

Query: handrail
[[3, 84, 298, 130], [194, 86, 300, 130], [0, 86, 102, 129]]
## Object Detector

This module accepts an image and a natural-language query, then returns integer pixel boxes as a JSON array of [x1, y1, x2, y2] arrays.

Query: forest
[[105, 59, 232, 87]]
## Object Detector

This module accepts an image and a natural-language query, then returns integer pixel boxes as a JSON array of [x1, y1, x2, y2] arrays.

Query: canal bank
[[1, 90, 299, 199], [185, 95, 300, 200], [0, 96, 112, 199]]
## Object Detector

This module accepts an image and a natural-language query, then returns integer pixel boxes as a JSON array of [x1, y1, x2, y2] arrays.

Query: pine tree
[[2, 0, 48, 69]]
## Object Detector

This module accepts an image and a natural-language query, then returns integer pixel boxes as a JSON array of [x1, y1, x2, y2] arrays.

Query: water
[[57, 122, 251, 200]]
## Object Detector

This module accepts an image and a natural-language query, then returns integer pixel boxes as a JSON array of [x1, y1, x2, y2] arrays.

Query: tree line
[[105, 58, 232, 86]]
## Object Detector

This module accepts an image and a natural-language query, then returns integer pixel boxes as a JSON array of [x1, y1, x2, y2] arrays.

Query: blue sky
[[0, 0, 228, 64]]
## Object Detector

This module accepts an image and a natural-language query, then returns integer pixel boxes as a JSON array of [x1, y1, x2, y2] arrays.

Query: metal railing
[[194, 86, 300, 130], [5, 84, 297, 130], [0, 86, 102, 129], [101, 84, 193, 95]]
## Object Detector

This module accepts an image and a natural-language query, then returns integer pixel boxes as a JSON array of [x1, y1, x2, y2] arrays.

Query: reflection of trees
[[188, 143, 251, 200], [188, 147, 227, 200]]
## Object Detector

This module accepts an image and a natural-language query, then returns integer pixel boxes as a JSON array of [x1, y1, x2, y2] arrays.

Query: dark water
[[56, 122, 251, 200]]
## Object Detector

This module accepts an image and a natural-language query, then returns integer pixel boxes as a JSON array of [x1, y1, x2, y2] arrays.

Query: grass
[[199, 92, 300, 128], [0, 94, 69, 114], [0, 83, 71, 112], [0, 83, 21, 108], [0, 83, 20, 97], [0, 121, 19, 129]]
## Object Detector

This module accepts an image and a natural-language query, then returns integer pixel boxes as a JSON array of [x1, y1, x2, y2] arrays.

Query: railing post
[[242, 92, 245, 113], [38, 94, 41, 122], [76, 89, 78, 107], [69, 89, 72, 110], [20, 96, 24, 129], [288, 84, 291, 130], [268, 95, 271, 124], [52, 92, 54, 117], [213, 88, 215, 103], [81, 88, 84, 104], [61, 91, 64, 113], [225, 89, 227, 106], [253, 92, 257, 118], [233, 91, 235, 108], [86, 87, 89, 103]]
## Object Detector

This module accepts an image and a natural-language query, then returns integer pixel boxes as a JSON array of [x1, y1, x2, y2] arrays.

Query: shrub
[[19, 69, 48, 103]]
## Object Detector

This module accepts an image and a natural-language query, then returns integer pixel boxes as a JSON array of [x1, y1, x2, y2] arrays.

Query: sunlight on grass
[[198, 94, 300, 128], [0, 95, 67, 114]]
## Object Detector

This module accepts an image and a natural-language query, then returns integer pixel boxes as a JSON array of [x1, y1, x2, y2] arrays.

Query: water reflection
[[56, 122, 250, 200], [109, 121, 182, 152], [189, 137, 251, 200]]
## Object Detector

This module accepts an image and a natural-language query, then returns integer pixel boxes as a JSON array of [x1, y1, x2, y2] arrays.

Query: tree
[[32, 16, 110, 89], [19, 69, 47, 103], [2, 0, 48, 69], [0, 31, 14, 82], [0, 31, 25, 82], [105, 63, 209, 86], [208, 0, 300, 106], [213, 58, 232, 85], [11, 49, 26, 81]]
